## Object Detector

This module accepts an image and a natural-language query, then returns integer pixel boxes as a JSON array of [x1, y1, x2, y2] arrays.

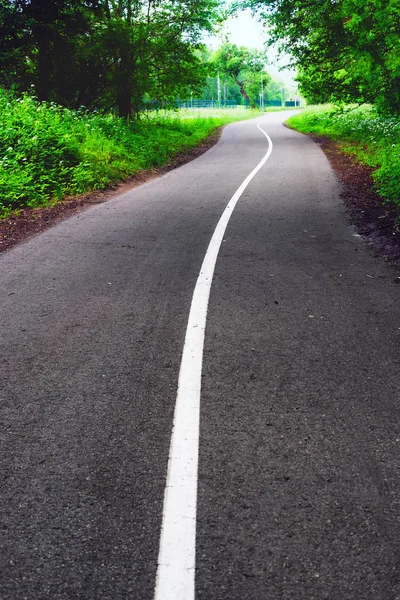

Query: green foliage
[[287, 105, 400, 209], [0, 89, 253, 218], [240, 0, 400, 115]]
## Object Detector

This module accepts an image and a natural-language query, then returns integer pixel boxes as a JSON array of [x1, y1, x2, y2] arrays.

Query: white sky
[[207, 9, 297, 90]]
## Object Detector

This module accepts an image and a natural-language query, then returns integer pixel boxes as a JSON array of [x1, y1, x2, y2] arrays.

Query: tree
[[239, 0, 400, 114], [212, 43, 268, 106], [91, 0, 224, 116]]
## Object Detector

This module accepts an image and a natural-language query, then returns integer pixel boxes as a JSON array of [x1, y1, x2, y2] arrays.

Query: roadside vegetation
[[239, 0, 399, 216], [0, 89, 260, 218], [286, 105, 400, 211]]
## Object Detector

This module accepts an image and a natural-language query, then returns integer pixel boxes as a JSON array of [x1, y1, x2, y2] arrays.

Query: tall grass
[[0, 90, 256, 218], [286, 105, 400, 209]]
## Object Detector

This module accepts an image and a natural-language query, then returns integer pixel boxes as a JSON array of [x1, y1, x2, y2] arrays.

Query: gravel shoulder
[[306, 134, 400, 271]]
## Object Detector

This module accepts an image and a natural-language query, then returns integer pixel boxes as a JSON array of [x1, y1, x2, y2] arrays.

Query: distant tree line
[[240, 0, 400, 114], [199, 44, 290, 108]]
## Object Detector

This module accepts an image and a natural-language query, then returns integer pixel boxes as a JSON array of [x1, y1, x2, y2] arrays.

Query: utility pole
[[217, 73, 221, 107]]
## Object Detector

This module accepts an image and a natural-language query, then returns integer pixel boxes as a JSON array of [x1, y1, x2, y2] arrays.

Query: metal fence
[[143, 98, 301, 111], [176, 100, 242, 109]]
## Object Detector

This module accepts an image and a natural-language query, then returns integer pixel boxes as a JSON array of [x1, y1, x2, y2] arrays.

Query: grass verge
[[0, 89, 259, 219], [286, 105, 400, 212]]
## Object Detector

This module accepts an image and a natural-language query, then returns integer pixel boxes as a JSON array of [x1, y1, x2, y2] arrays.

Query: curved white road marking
[[154, 122, 273, 600]]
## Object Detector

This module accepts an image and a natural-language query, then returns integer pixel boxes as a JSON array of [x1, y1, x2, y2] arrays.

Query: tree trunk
[[29, 0, 54, 102], [236, 79, 250, 102], [116, 39, 133, 118], [35, 28, 54, 101], [117, 85, 132, 118]]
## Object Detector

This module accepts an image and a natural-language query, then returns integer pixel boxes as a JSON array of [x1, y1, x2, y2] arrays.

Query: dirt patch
[[0, 127, 223, 253]]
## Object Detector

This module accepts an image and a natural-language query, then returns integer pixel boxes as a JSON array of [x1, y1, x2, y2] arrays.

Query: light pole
[[260, 74, 264, 112], [295, 85, 300, 108]]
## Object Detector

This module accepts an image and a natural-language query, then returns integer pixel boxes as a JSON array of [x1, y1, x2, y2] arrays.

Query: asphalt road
[[1, 112, 399, 600]]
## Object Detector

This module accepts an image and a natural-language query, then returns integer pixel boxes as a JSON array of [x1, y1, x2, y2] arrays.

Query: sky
[[207, 9, 297, 90]]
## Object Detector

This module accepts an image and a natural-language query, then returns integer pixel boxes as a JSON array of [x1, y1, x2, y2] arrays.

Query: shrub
[[0, 89, 255, 218]]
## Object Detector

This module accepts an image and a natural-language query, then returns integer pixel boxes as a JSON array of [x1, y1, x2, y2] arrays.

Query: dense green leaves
[[240, 0, 400, 114], [0, 88, 255, 216], [340, 0, 400, 113]]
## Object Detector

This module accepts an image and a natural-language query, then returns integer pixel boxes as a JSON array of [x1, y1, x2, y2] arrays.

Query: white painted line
[[154, 122, 273, 600]]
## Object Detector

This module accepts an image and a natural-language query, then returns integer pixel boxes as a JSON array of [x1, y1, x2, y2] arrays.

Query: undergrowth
[[0, 89, 256, 218], [286, 105, 400, 210]]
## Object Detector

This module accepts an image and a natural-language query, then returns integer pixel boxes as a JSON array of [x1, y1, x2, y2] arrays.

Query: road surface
[[1, 112, 399, 599]]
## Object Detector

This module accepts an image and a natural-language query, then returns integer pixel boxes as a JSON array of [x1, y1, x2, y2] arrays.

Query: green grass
[[0, 90, 259, 218], [286, 105, 400, 210]]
